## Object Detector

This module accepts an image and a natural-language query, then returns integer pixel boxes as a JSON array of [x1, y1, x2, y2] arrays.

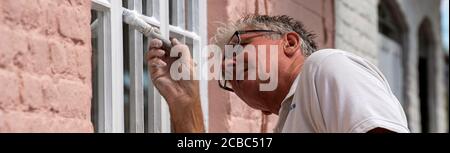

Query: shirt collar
[[280, 74, 301, 107], [274, 74, 301, 132]]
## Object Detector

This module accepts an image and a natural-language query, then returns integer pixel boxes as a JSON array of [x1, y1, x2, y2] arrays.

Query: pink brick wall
[[0, 0, 92, 132], [207, 0, 335, 133]]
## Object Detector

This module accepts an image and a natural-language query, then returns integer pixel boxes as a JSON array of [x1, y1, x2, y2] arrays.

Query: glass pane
[[142, 0, 152, 17], [185, 0, 193, 31], [170, 31, 185, 43], [90, 10, 101, 133], [143, 36, 150, 133], [169, 0, 174, 25], [185, 36, 194, 56], [122, 0, 131, 134]]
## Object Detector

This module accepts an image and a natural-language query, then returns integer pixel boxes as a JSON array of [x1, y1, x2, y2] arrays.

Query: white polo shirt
[[274, 49, 410, 133]]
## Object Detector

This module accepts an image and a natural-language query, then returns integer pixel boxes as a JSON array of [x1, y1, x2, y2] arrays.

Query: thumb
[[171, 38, 181, 46], [170, 38, 190, 59]]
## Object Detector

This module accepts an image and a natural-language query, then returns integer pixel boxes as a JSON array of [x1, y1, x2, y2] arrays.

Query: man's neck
[[287, 55, 304, 83], [270, 54, 305, 114]]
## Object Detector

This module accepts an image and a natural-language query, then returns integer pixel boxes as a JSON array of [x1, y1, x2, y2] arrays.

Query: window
[[418, 19, 437, 133], [378, 0, 402, 43], [91, 0, 208, 133], [91, 0, 125, 133], [377, 0, 407, 106]]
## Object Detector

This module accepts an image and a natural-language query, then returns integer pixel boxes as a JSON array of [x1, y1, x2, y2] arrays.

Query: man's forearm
[[167, 95, 205, 133]]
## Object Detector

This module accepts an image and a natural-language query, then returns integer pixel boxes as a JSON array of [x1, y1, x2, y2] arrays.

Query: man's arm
[[145, 38, 204, 133], [168, 95, 204, 132]]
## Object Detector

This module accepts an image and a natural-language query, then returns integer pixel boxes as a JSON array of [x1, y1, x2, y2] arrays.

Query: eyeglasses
[[218, 30, 281, 92], [227, 30, 281, 46]]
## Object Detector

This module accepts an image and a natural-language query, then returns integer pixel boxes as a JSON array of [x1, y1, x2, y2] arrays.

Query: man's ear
[[283, 32, 301, 57]]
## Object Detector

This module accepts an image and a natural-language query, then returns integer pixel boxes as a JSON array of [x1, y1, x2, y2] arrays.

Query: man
[[145, 15, 410, 133]]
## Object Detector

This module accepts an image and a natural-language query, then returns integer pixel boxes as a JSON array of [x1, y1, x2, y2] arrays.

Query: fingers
[[147, 38, 192, 67], [146, 39, 167, 71], [149, 58, 167, 67], [145, 49, 167, 69], [150, 38, 163, 49], [145, 49, 165, 61]]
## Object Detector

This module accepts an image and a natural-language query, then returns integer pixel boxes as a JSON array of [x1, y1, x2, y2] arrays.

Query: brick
[[20, 0, 43, 31], [0, 26, 28, 69], [0, 110, 93, 133], [38, 0, 59, 36], [288, 0, 323, 15], [28, 35, 52, 75], [0, 70, 20, 110], [49, 41, 79, 79], [0, 27, 16, 68], [75, 45, 92, 84], [56, 6, 86, 43], [335, 0, 378, 60], [269, 0, 334, 49], [73, 0, 92, 43], [0, 0, 25, 27], [55, 7, 77, 38], [0, 0, 45, 31], [55, 79, 91, 120], [0, 0, 92, 132], [40, 76, 58, 108], [66, 45, 80, 76], [20, 72, 45, 111], [49, 42, 68, 74]]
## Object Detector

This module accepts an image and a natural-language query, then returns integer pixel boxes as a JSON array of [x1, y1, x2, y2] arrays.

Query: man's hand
[[145, 38, 204, 133]]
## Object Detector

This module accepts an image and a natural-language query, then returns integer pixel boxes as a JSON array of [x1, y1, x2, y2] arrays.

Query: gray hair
[[212, 14, 318, 57]]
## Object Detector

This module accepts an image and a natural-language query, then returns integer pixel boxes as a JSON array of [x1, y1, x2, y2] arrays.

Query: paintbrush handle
[[123, 9, 173, 50]]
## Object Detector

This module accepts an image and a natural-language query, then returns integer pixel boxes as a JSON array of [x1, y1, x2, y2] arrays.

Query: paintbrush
[[122, 8, 172, 51]]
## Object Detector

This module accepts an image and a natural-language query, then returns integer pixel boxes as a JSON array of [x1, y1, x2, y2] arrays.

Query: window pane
[[119, 0, 205, 133], [91, 10, 101, 133], [123, 13, 131, 133], [143, 0, 159, 19], [142, 0, 152, 17], [169, 0, 174, 25], [143, 36, 150, 133]]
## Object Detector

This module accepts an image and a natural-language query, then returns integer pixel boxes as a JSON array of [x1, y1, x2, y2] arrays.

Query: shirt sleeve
[[312, 52, 409, 133]]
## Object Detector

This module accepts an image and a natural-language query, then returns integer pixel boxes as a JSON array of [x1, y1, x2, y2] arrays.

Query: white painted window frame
[[91, 0, 208, 133], [91, 0, 124, 133]]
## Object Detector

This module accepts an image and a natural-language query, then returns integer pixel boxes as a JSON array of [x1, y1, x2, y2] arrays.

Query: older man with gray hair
[[145, 14, 410, 133]]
